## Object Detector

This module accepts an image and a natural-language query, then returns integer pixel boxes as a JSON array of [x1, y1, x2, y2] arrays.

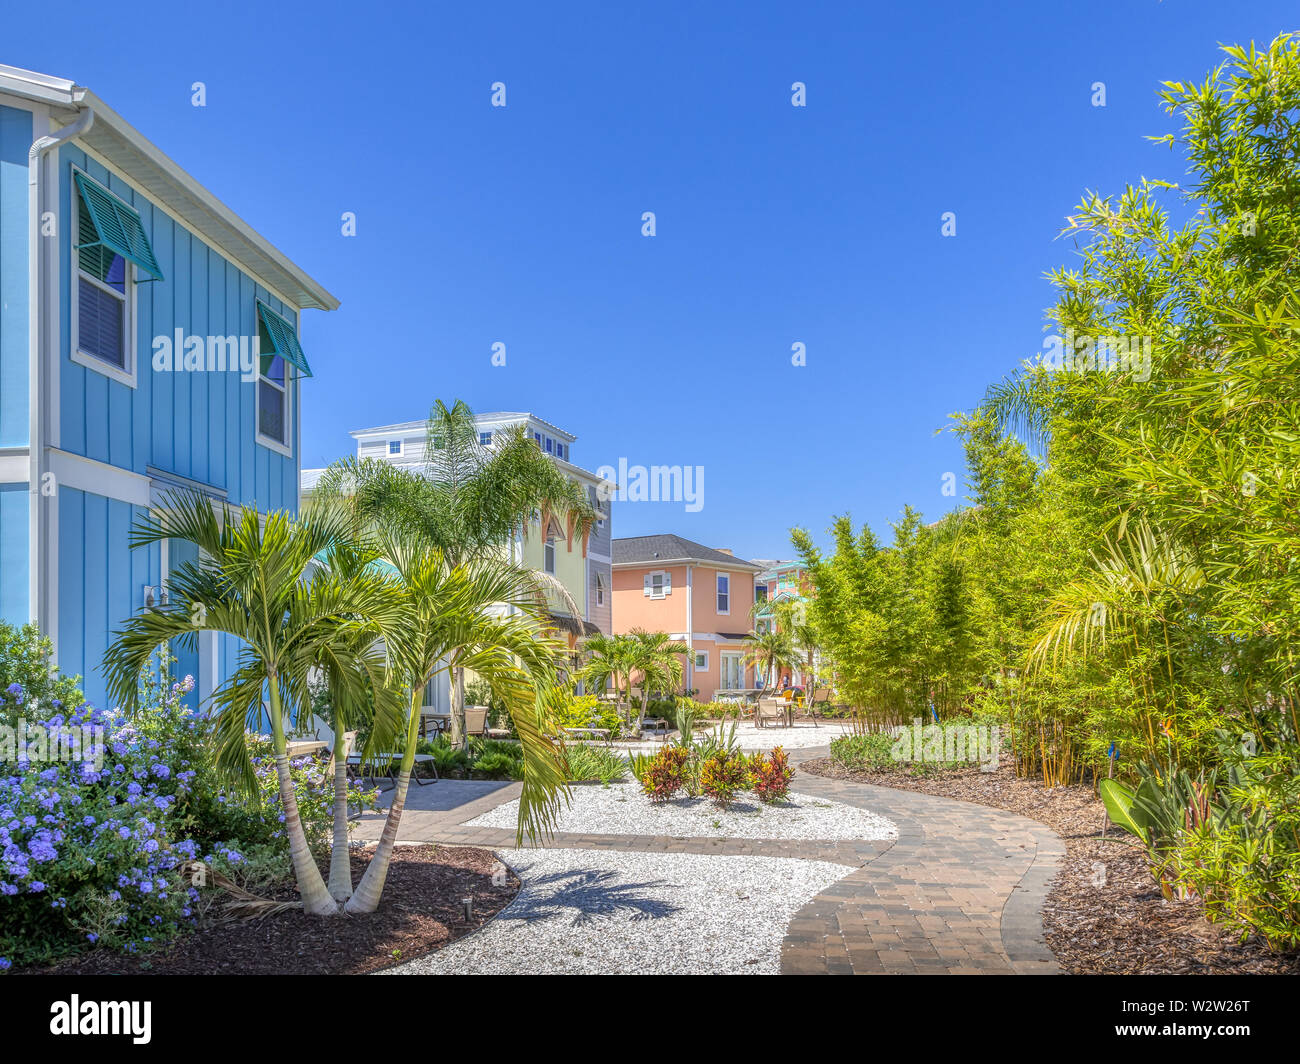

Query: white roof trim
[[0, 63, 338, 312]]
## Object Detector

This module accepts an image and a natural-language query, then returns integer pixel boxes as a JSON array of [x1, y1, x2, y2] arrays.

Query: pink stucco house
[[612, 534, 763, 701]]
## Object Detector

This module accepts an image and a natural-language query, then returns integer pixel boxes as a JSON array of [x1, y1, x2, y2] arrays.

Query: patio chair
[[755, 698, 785, 729], [465, 705, 491, 738]]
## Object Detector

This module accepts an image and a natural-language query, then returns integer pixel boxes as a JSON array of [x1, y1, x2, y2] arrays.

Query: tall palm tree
[[744, 627, 800, 691], [345, 528, 570, 913], [626, 629, 689, 730], [102, 494, 405, 917], [313, 399, 598, 746]]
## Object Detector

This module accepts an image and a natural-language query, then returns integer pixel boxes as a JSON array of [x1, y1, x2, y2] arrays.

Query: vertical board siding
[[0, 104, 32, 448], [58, 486, 161, 711], [0, 483, 29, 624], [56, 143, 300, 510], [47, 143, 309, 713]]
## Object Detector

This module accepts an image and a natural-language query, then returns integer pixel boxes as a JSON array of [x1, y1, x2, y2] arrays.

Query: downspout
[[685, 564, 693, 695], [28, 107, 95, 635]]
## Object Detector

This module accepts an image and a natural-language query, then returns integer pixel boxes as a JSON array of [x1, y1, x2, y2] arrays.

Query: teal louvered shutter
[[256, 300, 313, 377], [73, 172, 164, 282]]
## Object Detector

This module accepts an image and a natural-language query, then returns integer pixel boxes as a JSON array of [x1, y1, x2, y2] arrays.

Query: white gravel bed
[[466, 780, 897, 840], [383, 848, 853, 974], [613, 722, 853, 754]]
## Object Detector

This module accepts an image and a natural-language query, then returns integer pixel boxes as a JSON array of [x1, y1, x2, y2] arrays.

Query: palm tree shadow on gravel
[[501, 868, 680, 926]]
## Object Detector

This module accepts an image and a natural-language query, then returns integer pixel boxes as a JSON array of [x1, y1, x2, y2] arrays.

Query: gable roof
[[0, 63, 338, 311], [612, 535, 762, 571]]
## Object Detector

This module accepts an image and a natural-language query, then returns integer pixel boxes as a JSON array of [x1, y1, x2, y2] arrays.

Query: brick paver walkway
[[354, 746, 1063, 975]]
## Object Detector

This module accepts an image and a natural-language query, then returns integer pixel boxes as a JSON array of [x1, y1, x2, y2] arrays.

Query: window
[[755, 582, 767, 603], [258, 353, 289, 447], [558, 443, 567, 460], [595, 572, 605, 606], [388, 440, 403, 456], [255, 301, 313, 455], [544, 537, 556, 574], [545, 437, 554, 454], [694, 651, 708, 670], [716, 573, 730, 614], [534, 432, 542, 447], [644, 570, 670, 599], [720, 653, 744, 690], [479, 431, 492, 446]]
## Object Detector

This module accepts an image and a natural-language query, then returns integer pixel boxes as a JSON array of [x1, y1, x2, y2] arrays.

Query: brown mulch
[[33, 846, 519, 976], [802, 756, 1300, 975]]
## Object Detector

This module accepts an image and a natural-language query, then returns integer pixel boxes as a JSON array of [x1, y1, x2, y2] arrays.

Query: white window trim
[[694, 650, 709, 670], [647, 569, 670, 599], [716, 572, 730, 615], [255, 350, 293, 458], [544, 536, 556, 575], [387, 438, 405, 457], [719, 651, 744, 690], [594, 572, 605, 606], [69, 167, 137, 389]]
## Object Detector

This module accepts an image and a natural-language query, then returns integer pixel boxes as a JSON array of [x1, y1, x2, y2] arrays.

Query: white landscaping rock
[[466, 780, 897, 841], [383, 848, 854, 975]]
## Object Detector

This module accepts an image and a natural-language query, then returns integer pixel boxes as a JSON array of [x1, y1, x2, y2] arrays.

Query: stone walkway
[[354, 746, 1063, 975]]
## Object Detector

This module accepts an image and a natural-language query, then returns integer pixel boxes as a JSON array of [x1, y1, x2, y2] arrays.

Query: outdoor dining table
[[420, 711, 451, 739], [776, 699, 795, 727], [286, 739, 328, 757]]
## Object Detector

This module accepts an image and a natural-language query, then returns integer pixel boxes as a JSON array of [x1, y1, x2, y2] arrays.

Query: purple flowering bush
[[0, 639, 379, 970]]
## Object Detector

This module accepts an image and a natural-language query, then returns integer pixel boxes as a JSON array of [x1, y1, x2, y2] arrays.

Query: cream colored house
[[301, 411, 614, 711]]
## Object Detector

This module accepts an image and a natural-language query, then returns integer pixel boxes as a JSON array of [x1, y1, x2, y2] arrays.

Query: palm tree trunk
[[268, 679, 337, 916], [347, 691, 420, 914], [450, 663, 467, 749], [327, 724, 353, 902], [638, 688, 650, 732]]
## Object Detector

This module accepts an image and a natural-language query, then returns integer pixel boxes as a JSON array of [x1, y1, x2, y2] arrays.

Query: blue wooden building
[[0, 65, 338, 710]]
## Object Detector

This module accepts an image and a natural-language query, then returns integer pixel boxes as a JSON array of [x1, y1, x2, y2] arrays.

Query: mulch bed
[[33, 846, 519, 976], [802, 756, 1300, 975]]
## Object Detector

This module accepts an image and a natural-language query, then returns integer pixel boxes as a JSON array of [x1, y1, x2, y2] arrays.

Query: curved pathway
[[355, 745, 1063, 975]]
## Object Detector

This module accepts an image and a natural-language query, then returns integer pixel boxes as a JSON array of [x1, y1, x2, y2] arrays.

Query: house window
[[388, 440, 403, 456], [645, 570, 670, 599], [258, 353, 289, 447], [558, 443, 567, 460], [595, 572, 605, 606], [545, 437, 554, 454], [534, 432, 542, 447], [755, 582, 767, 603], [73, 198, 133, 381], [544, 537, 556, 574], [694, 651, 708, 670], [716, 573, 730, 614], [255, 301, 312, 455], [720, 653, 744, 690], [479, 431, 492, 446], [70, 170, 163, 388]]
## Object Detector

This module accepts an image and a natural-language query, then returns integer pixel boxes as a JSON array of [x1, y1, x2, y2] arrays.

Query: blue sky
[[7, 1, 1297, 559]]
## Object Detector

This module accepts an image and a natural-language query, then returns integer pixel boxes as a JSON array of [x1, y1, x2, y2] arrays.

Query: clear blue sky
[[7, 1, 1296, 559]]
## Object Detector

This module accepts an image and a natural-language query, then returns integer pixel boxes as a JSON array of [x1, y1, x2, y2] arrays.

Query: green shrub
[[563, 744, 628, 783], [471, 751, 523, 780], [550, 692, 623, 740], [0, 622, 86, 728]]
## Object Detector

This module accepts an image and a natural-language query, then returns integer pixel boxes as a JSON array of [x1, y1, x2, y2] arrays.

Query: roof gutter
[[28, 106, 94, 636]]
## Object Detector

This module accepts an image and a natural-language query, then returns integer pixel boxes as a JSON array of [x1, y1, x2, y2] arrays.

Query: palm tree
[[102, 494, 405, 917], [345, 528, 570, 913], [313, 399, 597, 747], [626, 629, 689, 730], [580, 632, 636, 704], [744, 627, 800, 691]]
